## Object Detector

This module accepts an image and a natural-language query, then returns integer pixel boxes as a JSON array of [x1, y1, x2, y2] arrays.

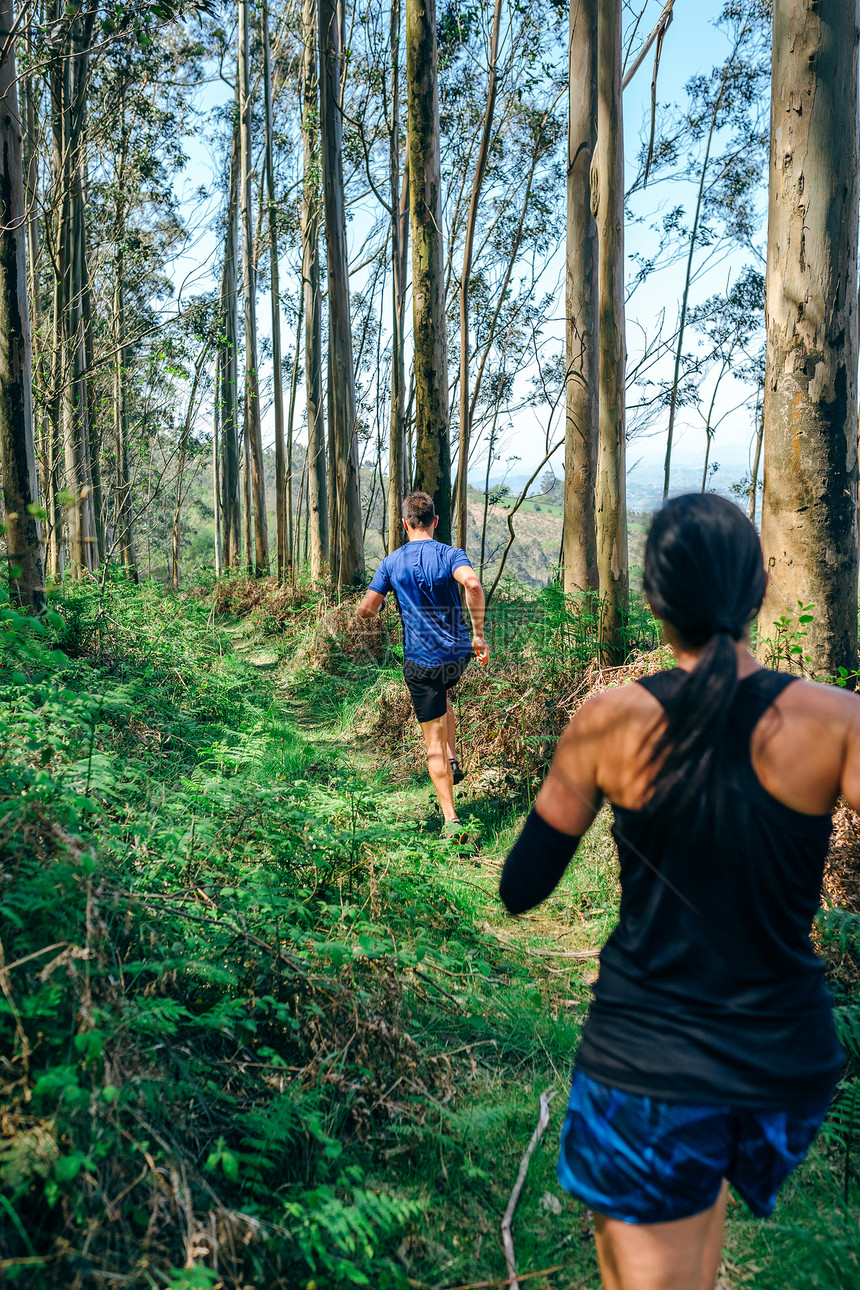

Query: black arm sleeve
[[498, 808, 581, 915]]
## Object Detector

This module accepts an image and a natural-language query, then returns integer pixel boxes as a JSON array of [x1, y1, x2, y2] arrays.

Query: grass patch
[[0, 575, 856, 1288]]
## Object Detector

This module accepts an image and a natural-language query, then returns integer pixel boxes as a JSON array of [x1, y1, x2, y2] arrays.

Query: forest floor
[[1, 577, 859, 1289]]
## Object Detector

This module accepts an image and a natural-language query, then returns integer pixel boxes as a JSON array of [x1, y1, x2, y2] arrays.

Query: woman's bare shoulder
[[566, 678, 665, 736], [780, 677, 860, 724]]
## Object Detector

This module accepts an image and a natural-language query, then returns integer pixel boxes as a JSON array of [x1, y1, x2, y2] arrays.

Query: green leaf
[[54, 1151, 89, 1183]]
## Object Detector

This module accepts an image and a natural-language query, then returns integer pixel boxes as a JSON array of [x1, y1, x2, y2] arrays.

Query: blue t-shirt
[[369, 539, 473, 666]]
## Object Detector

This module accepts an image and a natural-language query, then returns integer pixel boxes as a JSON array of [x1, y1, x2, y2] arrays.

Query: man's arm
[[356, 589, 385, 619], [453, 564, 489, 661]]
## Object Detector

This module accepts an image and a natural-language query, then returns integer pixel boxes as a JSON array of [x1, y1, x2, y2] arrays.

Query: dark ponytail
[[641, 493, 766, 832]]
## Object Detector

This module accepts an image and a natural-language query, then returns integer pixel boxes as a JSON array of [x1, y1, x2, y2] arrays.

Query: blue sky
[[162, 0, 767, 496]]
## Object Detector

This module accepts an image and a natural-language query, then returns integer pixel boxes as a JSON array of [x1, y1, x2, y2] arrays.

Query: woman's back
[[577, 660, 859, 819], [571, 665, 847, 1108], [499, 494, 858, 1277]]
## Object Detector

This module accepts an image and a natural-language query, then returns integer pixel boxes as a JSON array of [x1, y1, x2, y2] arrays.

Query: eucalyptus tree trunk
[[23, 33, 55, 583], [748, 404, 763, 523], [455, 0, 503, 551], [301, 0, 329, 580], [172, 348, 208, 592], [662, 52, 734, 502], [387, 0, 409, 555], [595, 0, 628, 660], [46, 255, 63, 580], [79, 191, 105, 570], [73, 19, 98, 570], [52, 10, 97, 578], [243, 408, 253, 573], [45, 35, 64, 580], [286, 288, 303, 578], [238, 0, 270, 577], [220, 111, 242, 569], [319, 0, 364, 584], [261, 0, 288, 581], [759, 0, 860, 677], [563, 0, 599, 595], [0, 0, 45, 610], [113, 220, 137, 580], [405, 0, 451, 541], [213, 364, 223, 577]]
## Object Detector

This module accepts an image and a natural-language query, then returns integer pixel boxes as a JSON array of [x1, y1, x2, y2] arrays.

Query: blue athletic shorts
[[557, 1070, 830, 1224]]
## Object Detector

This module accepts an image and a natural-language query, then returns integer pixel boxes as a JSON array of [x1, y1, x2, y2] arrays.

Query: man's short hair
[[402, 491, 435, 529]]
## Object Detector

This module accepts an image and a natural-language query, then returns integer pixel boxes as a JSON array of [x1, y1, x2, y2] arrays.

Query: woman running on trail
[[500, 494, 850, 1290]]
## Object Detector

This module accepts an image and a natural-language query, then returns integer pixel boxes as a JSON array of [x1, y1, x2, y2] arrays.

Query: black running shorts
[[403, 655, 471, 723]]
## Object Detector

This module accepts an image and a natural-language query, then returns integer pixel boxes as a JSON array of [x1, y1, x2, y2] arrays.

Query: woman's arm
[[499, 696, 607, 914]]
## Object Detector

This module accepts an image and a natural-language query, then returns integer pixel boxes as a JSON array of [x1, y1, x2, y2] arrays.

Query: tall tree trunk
[[47, 242, 63, 580], [405, 0, 451, 541], [286, 286, 303, 579], [0, 0, 45, 610], [72, 19, 97, 570], [111, 109, 138, 581], [748, 402, 763, 523], [172, 346, 208, 591], [387, 0, 409, 554], [242, 409, 253, 574], [759, 0, 859, 677], [261, 0, 288, 582], [54, 13, 97, 578], [662, 52, 734, 502], [220, 109, 242, 570], [213, 362, 223, 577], [563, 0, 599, 595], [319, 0, 364, 584], [113, 261, 137, 578], [455, 0, 503, 551], [301, 0, 329, 580], [595, 0, 628, 660], [238, 0, 270, 577], [78, 173, 103, 569]]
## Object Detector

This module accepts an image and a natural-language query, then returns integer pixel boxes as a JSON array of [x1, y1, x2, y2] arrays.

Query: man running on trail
[[356, 490, 489, 833]]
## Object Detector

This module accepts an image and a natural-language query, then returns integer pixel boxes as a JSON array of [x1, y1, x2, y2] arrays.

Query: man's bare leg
[[592, 1183, 728, 1290], [420, 713, 457, 821], [446, 697, 457, 761]]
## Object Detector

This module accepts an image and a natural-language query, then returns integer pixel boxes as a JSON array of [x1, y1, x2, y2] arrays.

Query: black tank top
[[575, 667, 844, 1108]]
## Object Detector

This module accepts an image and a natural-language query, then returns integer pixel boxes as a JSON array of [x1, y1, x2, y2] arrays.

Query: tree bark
[[238, 0, 270, 577], [405, 0, 451, 541], [0, 0, 45, 610], [759, 0, 860, 677], [110, 110, 137, 581], [171, 347, 208, 591], [387, 0, 409, 554], [213, 361, 223, 577], [78, 165, 103, 569], [23, 39, 51, 587], [261, 0, 288, 582], [319, 0, 364, 584], [220, 108, 242, 570], [595, 0, 628, 660], [243, 404, 253, 573], [301, 0, 329, 581], [286, 284, 303, 579], [455, 0, 503, 550], [563, 0, 599, 595], [748, 403, 763, 523]]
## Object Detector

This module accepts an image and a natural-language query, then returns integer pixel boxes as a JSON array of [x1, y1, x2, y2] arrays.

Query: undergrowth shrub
[[0, 579, 450, 1288]]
